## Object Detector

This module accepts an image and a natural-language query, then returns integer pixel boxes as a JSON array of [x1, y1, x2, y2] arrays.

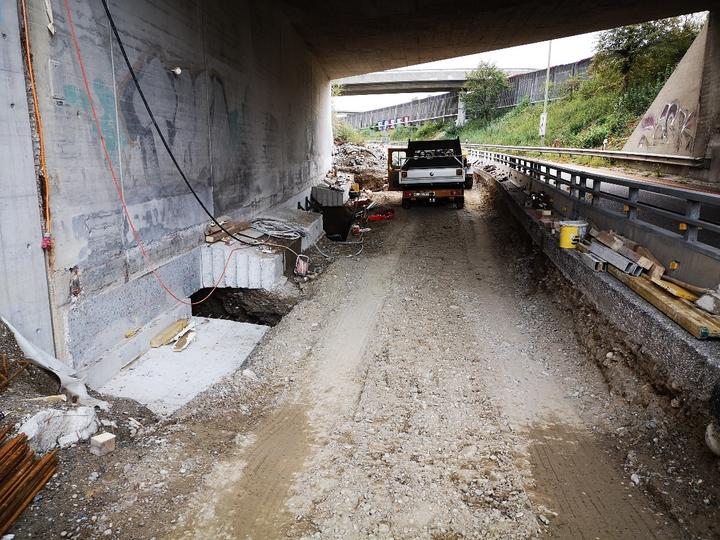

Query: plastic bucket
[[559, 221, 583, 249]]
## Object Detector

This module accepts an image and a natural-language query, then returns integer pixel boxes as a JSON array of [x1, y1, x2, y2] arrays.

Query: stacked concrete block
[[259, 207, 324, 250], [200, 244, 285, 290], [312, 184, 350, 207]]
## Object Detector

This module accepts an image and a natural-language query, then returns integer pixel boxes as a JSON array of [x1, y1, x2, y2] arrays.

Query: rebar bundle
[[0, 426, 58, 535]]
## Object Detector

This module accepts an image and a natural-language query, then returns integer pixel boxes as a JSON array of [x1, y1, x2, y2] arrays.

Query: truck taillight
[[401, 171, 408, 178], [455, 169, 462, 176]]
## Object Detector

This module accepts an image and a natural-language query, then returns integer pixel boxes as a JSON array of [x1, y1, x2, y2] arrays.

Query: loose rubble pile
[[332, 142, 387, 192]]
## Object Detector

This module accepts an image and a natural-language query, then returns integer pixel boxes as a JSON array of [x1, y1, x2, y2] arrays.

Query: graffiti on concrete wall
[[638, 100, 696, 153]]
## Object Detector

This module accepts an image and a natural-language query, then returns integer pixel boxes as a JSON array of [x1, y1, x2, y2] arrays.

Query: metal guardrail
[[470, 149, 720, 264], [465, 143, 707, 168]]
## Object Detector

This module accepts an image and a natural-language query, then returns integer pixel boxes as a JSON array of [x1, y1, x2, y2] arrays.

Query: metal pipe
[[466, 143, 707, 168]]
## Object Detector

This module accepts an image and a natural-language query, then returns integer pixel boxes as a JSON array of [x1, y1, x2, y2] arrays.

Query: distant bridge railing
[[466, 143, 707, 168], [470, 149, 720, 285]]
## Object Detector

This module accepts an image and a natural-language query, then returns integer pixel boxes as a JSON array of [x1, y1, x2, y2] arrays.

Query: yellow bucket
[[559, 222, 580, 249]]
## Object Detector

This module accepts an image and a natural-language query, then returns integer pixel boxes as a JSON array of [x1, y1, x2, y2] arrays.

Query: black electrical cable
[[100, 0, 251, 245]]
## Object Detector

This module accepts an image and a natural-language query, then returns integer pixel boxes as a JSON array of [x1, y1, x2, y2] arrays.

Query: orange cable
[[62, 0, 239, 306], [19, 0, 51, 233]]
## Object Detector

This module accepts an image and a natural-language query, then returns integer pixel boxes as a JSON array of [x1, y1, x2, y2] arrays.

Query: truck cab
[[387, 138, 472, 209]]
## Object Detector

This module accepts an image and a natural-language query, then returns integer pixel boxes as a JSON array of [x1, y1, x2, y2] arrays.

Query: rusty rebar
[[0, 433, 58, 535]]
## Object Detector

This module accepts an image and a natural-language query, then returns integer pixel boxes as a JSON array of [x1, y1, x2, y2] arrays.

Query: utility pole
[[540, 40, 552, 146]]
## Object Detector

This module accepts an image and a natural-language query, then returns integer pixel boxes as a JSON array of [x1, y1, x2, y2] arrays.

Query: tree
[[593, 15, 702, 91], [461, 62, 511, 122]]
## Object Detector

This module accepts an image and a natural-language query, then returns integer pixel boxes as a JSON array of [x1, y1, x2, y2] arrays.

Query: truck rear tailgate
[[401, 167, 462, 184]]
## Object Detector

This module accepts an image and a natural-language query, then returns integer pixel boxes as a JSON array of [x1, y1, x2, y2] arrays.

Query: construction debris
[[89, 432, 116, 457], [26, 394, 67, 404], [588, 241, 643, 276], [150, 319, 189, 348], [0, 353, 28, 391], [333, 143, 387, 191], [696, 287, 720, 315], [173, 329, 196, 352], [0, 317, 109, 410], [205, 221, 251, 243], [19, 407, 99, 452], [608, 267, 720, 339], [0, 427, 58, 536]]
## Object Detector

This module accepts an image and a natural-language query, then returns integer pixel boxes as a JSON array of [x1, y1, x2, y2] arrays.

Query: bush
[[456, 14, 703, 150], [461, 62, 511, 122], [332, 115, 365, 145]]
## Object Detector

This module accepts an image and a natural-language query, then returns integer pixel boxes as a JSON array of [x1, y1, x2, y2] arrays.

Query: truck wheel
[[464, 176, 474, 190], [402, 199, 411, 209], [456, 198, 464, 209]]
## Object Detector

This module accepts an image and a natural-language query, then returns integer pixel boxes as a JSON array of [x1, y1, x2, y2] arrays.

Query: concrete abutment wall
[[17, 0, 332, 376]]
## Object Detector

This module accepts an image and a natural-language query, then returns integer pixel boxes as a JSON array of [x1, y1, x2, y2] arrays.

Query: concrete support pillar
[[699, 12, 720, 183], [456, 91, 466, 127]]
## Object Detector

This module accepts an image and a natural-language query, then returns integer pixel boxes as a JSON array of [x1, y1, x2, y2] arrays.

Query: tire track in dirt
[[455, 185, 680, 538], [175, 216, 416, 539]]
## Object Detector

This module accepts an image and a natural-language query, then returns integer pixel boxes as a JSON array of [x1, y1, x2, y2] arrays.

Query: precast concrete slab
[[259, 207, 325, 250], [200, 243, 286, 289], [99, 317, 269, 416]]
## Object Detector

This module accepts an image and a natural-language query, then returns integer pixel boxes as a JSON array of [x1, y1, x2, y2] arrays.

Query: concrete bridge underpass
[[1, 1, 720, 537], [0, 0, 717, 418]]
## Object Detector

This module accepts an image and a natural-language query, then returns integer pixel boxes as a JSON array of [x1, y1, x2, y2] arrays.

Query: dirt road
[[15, 182, 716, 539], [169, 185, 680, 539]]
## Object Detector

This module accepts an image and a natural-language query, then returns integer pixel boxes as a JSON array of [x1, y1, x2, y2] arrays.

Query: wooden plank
[[634, 245, 665, 279], [204, 215, 232, 235], [205, 221, 251, 243], [150, 319, 188, 348], [649, 277, 700, 302], [608, 266, 720, 339]]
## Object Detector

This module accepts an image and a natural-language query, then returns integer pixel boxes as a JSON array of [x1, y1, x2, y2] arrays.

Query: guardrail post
[[569, 174, 580, 218], [591, 179, 601, 206], [628, 187, 639, 220], [684, 200, 701, 242]]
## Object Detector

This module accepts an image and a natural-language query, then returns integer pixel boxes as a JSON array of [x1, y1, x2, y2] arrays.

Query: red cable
[[63, 0, 236, 306]]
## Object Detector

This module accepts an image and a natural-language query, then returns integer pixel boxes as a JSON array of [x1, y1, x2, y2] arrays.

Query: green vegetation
[[460, 62, 511, 122], [406, 15, 703, 149], [332, 115, 366, 145]]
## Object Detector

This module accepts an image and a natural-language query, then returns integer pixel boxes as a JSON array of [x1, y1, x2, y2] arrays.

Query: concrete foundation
[[99, 316, 269, 416], [623, 14, 720, 183]]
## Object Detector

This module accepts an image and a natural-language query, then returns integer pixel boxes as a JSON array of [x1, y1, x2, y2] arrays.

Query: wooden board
[[649, 277, 699, 302], [608, 266, 720, 339], [150, 319, 188, 348], [205, 221, 251, 243]]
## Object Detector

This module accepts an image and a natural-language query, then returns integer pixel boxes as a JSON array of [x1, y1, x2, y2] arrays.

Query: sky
[[333, 31, 600, 113]]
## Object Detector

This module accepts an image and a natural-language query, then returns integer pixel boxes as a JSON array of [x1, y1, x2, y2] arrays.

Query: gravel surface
[[4, 182, 719, 539]]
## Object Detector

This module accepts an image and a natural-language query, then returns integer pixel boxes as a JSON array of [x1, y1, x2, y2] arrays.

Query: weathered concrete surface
[[0, 1, 54, 353], [335, 67, 530, 95], [480, 171, 720, 413], [23, 0, 332, 373], [624, 21, 707, 158], [624, 13, 720, 183], [282, 0, 713, 78], [99, 316, 269, 416]]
